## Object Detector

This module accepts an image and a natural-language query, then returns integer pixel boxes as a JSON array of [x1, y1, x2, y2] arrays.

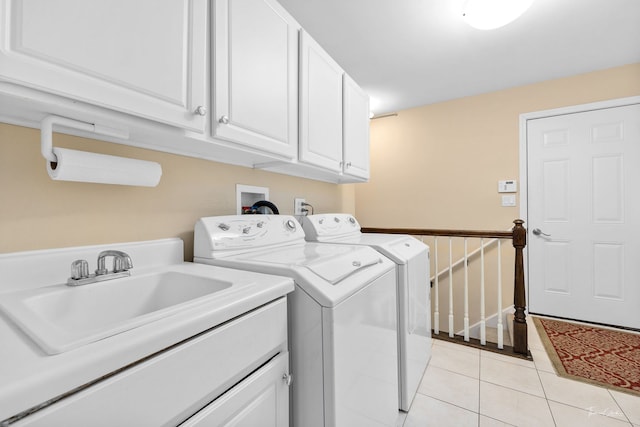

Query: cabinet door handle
[[194, 106, 207, 116], [345, 162, 352, 168], [282, 373, 293, 386], [219, 115, 229, 124]]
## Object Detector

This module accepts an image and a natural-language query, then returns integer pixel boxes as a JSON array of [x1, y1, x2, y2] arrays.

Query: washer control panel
[[195, 215, 304, 255]]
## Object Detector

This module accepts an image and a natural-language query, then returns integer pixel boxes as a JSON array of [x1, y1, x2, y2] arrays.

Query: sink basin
[[0, 270, 233, 354]]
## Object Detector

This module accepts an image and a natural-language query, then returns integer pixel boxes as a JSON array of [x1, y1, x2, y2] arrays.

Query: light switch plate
[[501, 195, 517, 207]]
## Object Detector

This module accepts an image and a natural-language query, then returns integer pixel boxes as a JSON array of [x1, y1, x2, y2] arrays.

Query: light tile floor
[[398, 317, 640, 427]]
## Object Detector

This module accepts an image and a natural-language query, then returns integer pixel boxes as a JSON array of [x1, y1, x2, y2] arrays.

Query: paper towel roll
[[47, 148, 162, 187]]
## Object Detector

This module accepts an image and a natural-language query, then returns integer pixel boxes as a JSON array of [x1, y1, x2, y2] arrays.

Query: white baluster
[[433, 237, 439, 335], [448, 237, 454, 338], [463, 238, 469, 342], [480, 238, 486, 345], [497, 239, 504, 349]]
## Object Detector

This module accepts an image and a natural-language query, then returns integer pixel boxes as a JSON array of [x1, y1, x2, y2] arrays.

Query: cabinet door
[[213, 0, 299, 159], [0, 0, 207, 131], [180, 352, 290, 427], [342, 74, 370, 180], [299, 30, 343, 173]]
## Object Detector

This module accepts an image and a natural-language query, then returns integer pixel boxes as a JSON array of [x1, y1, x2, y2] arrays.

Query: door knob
[[532, 228, 551, 237]]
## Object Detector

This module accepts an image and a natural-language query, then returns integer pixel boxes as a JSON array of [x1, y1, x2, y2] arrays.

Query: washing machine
[[301, 213, 431, 412], [193, 215, 400, 427]]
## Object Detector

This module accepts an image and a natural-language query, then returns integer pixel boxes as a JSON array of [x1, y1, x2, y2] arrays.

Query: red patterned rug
[[533, 317, 640, 397]]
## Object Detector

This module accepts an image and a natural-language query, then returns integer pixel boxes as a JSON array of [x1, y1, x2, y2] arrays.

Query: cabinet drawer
[[15, 298, 288, 427], [180, 352, 289, 427]]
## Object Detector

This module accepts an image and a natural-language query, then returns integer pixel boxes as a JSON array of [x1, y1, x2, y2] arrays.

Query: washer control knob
[[257, 221, 265, 228], [334, 217, 340, 223], [285, 219, 297, 232], [348, 217, 356, 225], [218, 223, 230, 231], [242, 226, 251, 234]]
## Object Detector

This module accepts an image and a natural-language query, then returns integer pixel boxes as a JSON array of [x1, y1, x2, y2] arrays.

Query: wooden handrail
[[363, 219, 529, 357], [361, 227, 512, 239]]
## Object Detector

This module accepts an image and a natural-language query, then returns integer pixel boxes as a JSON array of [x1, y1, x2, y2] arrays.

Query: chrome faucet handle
[[114, 254, 133, 273], [70, 259, 90, 280]]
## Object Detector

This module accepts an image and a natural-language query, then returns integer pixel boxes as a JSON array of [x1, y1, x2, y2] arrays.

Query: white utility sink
[[0, 269, 235, 354]]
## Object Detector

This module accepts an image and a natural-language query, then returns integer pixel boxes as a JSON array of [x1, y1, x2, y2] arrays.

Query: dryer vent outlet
[[294, 198, 306, 215]]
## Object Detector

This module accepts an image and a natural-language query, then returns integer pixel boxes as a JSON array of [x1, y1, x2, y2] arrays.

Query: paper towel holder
[[41, 115, 130, 164], [40, 115, 162, 187]]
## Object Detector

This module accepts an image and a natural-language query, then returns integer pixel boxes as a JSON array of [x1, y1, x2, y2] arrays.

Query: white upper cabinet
[[342, 74, 370, 180], [212, 0, 299, 159], [299, 30, 344, 173], [0, 0, 207, 131]]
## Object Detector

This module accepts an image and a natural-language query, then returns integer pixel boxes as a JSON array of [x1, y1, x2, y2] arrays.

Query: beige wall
[[356, 63, 640, 230], [0, 124, 355, 259], [356, 63, 640, 333]]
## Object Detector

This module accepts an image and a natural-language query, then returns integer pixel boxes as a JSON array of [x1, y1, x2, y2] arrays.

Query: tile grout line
[[606, 388, 634, 425], [534, 359, 558, 427]]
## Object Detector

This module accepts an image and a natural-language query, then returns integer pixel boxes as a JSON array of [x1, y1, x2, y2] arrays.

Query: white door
[[342, 74, 370, 180], [0, 0, 207, 131], [212, 0, 299, 159], [299, 30, 343, 173], [527, 103, 640, 329]]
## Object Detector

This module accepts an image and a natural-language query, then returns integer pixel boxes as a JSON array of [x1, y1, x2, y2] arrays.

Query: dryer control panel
[[301, 213, 361, 241]]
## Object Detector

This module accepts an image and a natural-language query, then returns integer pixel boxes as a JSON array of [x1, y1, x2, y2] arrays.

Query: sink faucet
[[67, 250, 133, 286], [96, 250, 133, 276]]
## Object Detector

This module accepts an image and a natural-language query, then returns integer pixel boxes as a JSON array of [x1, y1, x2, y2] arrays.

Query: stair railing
[[362, 219, 528, 357]]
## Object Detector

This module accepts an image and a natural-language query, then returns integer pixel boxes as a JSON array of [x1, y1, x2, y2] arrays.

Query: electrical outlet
[[294, 198, 306, 215]]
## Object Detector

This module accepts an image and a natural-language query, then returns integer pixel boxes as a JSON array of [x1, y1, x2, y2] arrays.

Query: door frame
[[517, 96, 640, 310]]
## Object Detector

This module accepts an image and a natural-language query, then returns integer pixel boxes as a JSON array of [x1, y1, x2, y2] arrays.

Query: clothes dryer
[[194, 215, 400, 427], [301, 213, 431, 411]]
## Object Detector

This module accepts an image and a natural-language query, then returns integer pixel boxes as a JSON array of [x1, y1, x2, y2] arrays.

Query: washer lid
[[203, 243, 395, 307], [236, 244, 382, 284]]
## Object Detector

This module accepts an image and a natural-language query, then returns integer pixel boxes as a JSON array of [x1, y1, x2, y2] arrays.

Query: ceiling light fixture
[[462, 0, 535, 30]]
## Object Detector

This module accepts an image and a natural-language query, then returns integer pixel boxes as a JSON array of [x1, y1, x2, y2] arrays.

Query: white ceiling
[[277, 0, 640, 116]]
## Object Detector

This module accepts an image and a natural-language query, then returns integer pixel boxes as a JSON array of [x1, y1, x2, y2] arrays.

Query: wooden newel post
[[512, 219, 528, 356]]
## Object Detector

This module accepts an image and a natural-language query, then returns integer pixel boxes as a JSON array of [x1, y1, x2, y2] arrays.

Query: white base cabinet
[[12, 298, 290, 427]]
